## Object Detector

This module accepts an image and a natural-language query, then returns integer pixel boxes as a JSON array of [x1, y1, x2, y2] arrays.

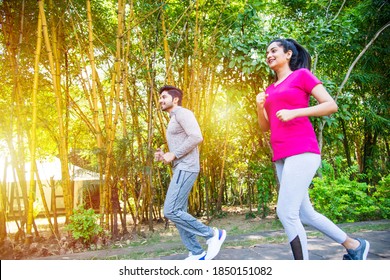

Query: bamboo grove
[[0, 0, 389, 242]]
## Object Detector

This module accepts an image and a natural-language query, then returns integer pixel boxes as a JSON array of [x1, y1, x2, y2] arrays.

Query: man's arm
[[171, 109, 203, 159]]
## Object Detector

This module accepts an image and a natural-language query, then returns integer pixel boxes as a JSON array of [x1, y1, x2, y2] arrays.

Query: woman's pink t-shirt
[[264, 68, 321, 161]]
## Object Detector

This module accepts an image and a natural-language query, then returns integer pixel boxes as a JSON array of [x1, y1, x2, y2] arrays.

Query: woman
[[256, 38, 369, 260]]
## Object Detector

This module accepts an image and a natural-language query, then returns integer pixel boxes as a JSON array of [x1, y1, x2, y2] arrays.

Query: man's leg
[[164, 170, 214, 255]]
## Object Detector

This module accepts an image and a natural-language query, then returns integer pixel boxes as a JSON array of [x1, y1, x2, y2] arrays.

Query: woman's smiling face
[[266, 42, 292, 71]]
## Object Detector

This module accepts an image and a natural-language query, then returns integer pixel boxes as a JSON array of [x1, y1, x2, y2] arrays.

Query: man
[[155, 85, 226, 260]]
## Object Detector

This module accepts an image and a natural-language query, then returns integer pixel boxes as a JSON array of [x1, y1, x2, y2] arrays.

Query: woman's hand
[[274, 84, 338, 122], [256, 92, 268, 108], [276, 109, 297, 122], [256, 92, 270, 131]]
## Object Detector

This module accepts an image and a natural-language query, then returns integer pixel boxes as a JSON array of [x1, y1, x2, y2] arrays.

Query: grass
[[340, 223, 390, 233], [98, 214, 390, 260]]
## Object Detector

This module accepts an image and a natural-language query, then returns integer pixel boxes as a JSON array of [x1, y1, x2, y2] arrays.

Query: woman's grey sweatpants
[[275, 153, 347, 260]]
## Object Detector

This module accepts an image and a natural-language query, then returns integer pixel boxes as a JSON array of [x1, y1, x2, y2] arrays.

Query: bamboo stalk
[[27, 0, 42, 243], [38, 0, 73, 222]]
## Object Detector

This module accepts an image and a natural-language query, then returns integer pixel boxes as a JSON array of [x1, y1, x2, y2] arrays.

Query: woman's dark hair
[[269, 38, 312, 71], [159, 85, 183, 106]]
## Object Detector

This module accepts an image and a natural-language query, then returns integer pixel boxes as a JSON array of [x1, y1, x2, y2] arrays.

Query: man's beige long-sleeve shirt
[[167, 106, 203, 172]]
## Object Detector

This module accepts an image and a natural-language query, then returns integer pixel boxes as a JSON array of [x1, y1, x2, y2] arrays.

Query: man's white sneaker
[[205, 228, 226, 260], [185, 251, 206, 260]]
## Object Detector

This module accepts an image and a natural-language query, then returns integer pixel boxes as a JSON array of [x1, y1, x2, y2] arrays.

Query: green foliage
[[65, 206, 103, 245], [310, 160, 385, 223], [372, 175, 390, 219], [245, 211, 257, 220], [214, 211, 228, 219], [251, 162, 276, 218]]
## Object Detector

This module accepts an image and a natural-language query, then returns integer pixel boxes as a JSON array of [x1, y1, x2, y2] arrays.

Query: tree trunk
[[39, 0, 73, 224], [86, 0, 106, 226], [339, 118, 352, 168], [0, 158, 8, 241], [216, 107, 229, 212], [27, 0, 42, 244], [34, 161, 58, 238], [2, 0, 29, 241], [161, 7, 173, 84], [362, 119, 378, 183]]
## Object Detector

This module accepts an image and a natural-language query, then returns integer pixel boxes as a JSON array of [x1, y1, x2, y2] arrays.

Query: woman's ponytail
[[286, 39, 311, 71]]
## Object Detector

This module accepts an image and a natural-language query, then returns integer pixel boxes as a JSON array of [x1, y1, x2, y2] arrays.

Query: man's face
[[159, 91, 177, 112]]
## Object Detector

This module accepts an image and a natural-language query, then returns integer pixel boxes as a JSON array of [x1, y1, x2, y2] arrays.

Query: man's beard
[[161, 102, 173, 111]]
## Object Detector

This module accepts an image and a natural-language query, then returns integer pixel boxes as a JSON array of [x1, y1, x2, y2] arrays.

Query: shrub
[[65, 206, 103, 245], [372, 175, 390, 219], [310, 160, 381, 223]]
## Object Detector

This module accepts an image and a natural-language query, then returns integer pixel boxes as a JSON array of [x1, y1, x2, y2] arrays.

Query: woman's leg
[[299, 193, 347, 244], [275, 153, 322, 260]]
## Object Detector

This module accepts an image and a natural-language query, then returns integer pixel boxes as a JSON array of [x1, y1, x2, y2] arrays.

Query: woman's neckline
[[273, 70, 294, 87]]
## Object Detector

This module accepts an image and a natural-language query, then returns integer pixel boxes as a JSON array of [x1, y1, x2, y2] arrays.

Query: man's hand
[[162, 152, 176, 164], [155, 149, 176, 164], [154, 148, 164, 162]]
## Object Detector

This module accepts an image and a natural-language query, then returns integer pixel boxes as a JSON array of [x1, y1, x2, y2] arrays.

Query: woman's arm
[[256, 92, 270, 131], [275, 84, 338, 122]]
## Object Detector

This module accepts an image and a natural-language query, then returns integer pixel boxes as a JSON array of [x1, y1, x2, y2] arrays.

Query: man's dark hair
[[159, 85, 183, 106]]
